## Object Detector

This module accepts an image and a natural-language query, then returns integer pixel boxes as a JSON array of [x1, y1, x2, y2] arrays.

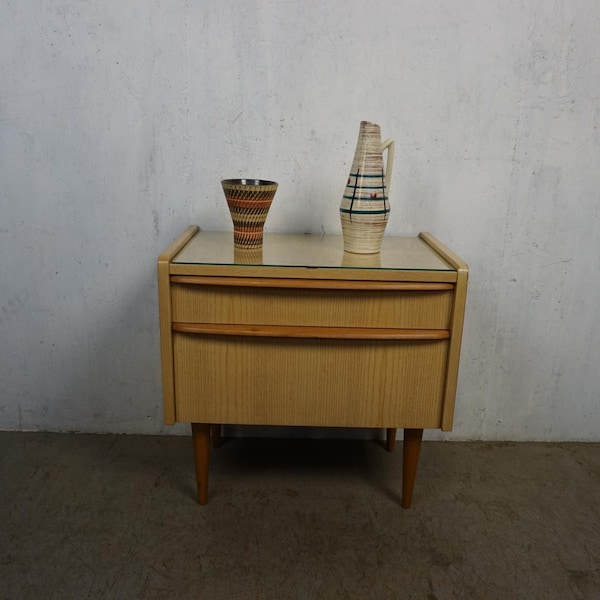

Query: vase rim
[[221, 178, 278, 187]]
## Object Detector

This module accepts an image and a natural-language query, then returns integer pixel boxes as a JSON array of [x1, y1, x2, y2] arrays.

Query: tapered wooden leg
[[191, 423, 210, 505], [211, 424, 222, 448], [386, 428, 397, 452], [402, 428, 423, 509]]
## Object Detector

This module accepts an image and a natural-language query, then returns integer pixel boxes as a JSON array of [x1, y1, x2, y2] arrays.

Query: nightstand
[[158, 226, 468, 507]]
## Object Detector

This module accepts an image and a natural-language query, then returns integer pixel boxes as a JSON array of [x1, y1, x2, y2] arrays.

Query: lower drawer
[[173, 333, 448, 428]]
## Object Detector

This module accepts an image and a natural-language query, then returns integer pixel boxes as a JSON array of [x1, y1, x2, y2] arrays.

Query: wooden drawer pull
[[170, 276, 453, 292], [173, 322, 450, 341]]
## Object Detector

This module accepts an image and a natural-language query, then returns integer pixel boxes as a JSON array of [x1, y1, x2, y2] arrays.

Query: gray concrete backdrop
[[1, 2, 599, 440]]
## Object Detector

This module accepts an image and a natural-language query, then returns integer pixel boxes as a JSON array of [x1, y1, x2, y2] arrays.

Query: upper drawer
[[171, 282, 453, 329]]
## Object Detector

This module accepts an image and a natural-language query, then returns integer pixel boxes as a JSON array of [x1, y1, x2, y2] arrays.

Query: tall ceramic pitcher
[[340, 121, 394, 254]]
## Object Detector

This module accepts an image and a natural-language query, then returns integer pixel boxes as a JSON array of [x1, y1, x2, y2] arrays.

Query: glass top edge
[[172, 260, 453, 272]]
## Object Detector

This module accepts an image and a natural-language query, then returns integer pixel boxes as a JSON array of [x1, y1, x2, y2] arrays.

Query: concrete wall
[[1, 1, 599, 440]]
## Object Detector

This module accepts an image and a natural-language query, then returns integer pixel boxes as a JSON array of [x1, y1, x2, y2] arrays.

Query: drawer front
[[171, 284, 453, 329], [173, 333, 448, 428]]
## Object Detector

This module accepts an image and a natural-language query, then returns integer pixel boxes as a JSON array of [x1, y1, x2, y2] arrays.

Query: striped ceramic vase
[[221, 179, 278, 249], [340, 121, 394, 254]]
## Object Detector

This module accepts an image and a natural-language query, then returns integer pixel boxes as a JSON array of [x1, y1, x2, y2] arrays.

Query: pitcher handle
[[380, 138, 395, 194]]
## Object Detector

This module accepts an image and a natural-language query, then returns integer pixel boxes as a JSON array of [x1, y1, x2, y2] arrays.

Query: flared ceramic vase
[[221, 179, 278, 249], [340, 121, 394, 254]]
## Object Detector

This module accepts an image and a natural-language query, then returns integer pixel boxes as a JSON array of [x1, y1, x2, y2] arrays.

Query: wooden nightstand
[[158, 226, 468, 507]]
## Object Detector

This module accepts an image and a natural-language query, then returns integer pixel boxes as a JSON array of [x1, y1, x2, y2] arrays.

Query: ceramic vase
[[234, 246, 263, 264], [221, 179, 278, 249], [340, 121, 394, 254]]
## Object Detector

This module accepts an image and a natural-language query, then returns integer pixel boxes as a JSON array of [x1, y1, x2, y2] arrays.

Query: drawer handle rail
[[170, 276, 453, 292], [172, 322, 450, 340]]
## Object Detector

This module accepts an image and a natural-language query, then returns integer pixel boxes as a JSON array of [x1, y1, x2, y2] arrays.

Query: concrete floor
[[0, 432, 599, 599]]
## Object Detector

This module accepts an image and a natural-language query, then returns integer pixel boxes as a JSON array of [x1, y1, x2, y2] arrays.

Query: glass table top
[[172, 231, 454, 272]]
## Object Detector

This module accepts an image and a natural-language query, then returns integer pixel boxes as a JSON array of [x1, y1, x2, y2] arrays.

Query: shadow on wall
[[9, 270, 187, 435]]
